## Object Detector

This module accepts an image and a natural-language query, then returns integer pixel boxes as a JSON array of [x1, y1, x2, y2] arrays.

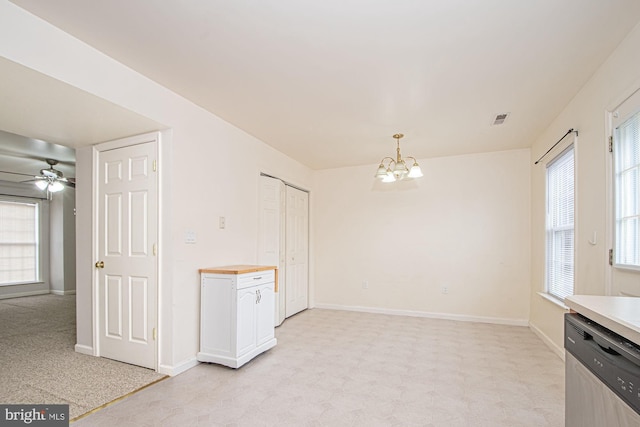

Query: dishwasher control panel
[[565, 313, 640, 415]]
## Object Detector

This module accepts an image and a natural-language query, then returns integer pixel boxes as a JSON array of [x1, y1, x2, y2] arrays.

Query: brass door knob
[[95, 261, 105, 268]]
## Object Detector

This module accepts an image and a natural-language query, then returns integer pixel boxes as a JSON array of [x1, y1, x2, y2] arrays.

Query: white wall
[[530, 22, 640, 354], [0, 1, 314, 374], [49, 193, 63, 293], [50, 188, 75, 295], [63, 188, 76, 293], [74, 146, 92, 353], [314, 149, 531, 324]]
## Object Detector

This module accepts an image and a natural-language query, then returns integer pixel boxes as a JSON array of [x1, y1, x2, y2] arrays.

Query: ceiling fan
[[0, 158, 75, 192], [31, 159, 75, 192]]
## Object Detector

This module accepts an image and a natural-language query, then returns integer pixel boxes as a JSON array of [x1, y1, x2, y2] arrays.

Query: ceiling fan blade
[[0, 170, 37, 178], [20, 175, 45, 183], [0, 159, 78, 189]]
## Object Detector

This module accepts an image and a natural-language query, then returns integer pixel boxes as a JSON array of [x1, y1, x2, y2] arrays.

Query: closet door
[[285, 186, 309, 317], [258, 176, 286, 326]]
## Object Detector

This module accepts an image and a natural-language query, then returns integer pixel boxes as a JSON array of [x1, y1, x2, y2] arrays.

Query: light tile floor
[[73, 309, 564, 426]]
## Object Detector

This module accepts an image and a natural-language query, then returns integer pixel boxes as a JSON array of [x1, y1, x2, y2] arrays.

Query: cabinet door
[[200, 276, 232, 355], [256, 283, 275, 346], [237, 288, 257, 356]]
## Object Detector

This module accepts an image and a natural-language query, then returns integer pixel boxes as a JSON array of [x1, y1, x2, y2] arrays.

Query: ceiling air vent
[[492, 112, 510, 126]]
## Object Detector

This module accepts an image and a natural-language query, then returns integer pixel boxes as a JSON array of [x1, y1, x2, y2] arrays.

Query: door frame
[[605, 84, 640, 297], [91, 131, 162, 371]]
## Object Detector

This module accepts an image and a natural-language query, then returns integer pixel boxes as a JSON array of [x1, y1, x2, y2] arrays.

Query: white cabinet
[[197, 265, 277, 368]]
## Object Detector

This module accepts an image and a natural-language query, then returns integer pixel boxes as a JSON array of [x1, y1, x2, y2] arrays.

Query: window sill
[[537, 292, 570, 310], [0, 281, 45, 287], [613, 263, 640, 273]]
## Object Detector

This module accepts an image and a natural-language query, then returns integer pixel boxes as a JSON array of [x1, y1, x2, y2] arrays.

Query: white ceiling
[[8, 0, 640, 170], [0, 56, 162, 181]]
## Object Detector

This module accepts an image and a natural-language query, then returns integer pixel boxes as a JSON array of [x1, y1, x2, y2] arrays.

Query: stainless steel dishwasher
[[565, 312, 640, 427]]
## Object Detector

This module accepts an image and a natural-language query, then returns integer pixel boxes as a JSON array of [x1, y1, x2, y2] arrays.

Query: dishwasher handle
[[592, 335, 622, 356], [568, 314, 640, 368]]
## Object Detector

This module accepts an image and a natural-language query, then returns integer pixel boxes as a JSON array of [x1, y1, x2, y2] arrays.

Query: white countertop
[[565, 295, 640, 345]]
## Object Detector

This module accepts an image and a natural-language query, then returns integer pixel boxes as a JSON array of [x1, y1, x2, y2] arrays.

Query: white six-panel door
[[258, 176, 309, 322], [97, 139, 158, 369], [258, 176, 286, 326], [285, 186, 309, 317]]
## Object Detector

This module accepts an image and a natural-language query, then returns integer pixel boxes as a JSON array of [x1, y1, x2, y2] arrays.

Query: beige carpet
[[0, 294, 165, 420]]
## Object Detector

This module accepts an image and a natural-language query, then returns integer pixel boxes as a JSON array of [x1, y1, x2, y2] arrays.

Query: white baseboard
[[314, 303, 529, 327], [0, 290, 49, 300], [158, 357, 199, 376], [529, 321, 565, 361], [74, 344, 94, 356], [74, 345, 200, 376], [51, 290, 76, 296]]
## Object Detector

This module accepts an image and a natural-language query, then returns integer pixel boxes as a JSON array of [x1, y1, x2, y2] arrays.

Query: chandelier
[[374, 133, 423, 183]]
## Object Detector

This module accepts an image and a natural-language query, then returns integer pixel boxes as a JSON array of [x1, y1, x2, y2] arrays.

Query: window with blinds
[[546, 146, 575, 301], [614, 110, 640, 267], [0, 200, 39, 285]]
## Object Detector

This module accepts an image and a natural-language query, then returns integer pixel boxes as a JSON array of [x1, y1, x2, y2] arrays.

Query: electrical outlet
[[219, 216, 226, 229], [362, 280, 369, 289], [441, 285, 448, 294]]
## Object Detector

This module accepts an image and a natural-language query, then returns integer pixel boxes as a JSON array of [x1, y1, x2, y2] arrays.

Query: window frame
[[0, 196, 46, 287], [544, 143, 576, 302], [613, 108, 640, 271]]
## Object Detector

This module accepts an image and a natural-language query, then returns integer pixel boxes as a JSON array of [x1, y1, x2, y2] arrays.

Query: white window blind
[[0, 201, 38, 285], [614, 110, 640, 267], [546, 146, 575, 300]]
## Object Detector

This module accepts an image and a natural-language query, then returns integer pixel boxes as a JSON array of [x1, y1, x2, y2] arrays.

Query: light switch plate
[[185, 230, 196, 243]]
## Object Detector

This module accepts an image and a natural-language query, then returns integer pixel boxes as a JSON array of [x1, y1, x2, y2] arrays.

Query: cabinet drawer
[[237, 270, 274, 289]]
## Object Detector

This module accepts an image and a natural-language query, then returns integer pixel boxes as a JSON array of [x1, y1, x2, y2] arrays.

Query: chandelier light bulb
[[382, 169, 396, 183], [408, 161, 423, 178], [374, 164, 387, 179]]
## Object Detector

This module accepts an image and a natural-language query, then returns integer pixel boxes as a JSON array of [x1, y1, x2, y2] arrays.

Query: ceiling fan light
[[34, 180, 48, 190], [408, 163, 423, 178], [49, 181, 64, 192]]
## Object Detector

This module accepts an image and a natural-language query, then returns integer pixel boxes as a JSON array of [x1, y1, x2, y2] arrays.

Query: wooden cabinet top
[[199, 265, 277, 275]]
